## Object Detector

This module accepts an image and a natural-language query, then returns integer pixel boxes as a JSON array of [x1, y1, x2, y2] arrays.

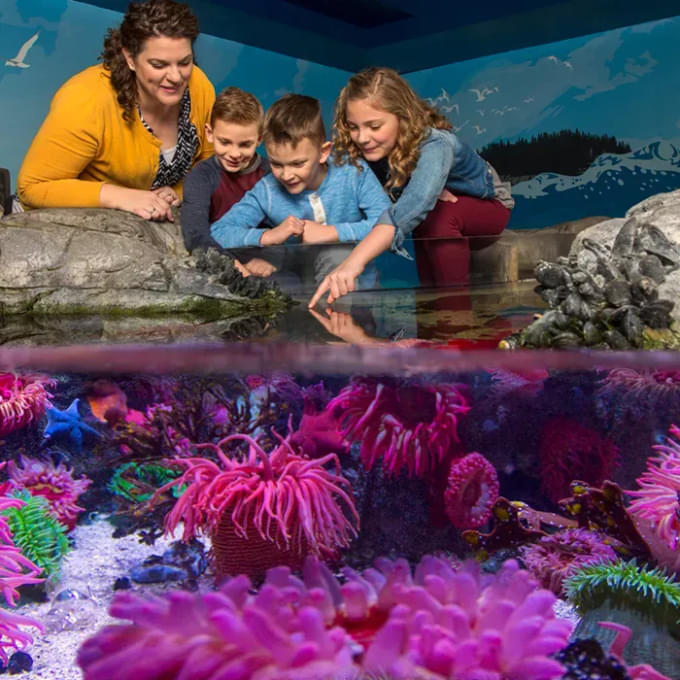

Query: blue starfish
[[43, 398, 100, 452]]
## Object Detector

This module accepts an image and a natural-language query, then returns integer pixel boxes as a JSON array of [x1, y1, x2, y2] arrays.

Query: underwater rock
[[0, 208, 290, 317], [129, 539, 208, 584], [6, 651, 33, 674], [504, 190, 680, 349]]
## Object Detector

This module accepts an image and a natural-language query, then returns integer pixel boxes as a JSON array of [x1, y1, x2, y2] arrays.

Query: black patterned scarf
[[138, 88, 198, 188]]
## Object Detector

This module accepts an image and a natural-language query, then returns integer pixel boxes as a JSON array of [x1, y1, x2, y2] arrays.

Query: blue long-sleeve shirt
[[375, 128, 514, 256], [210, 157, 391, 249]]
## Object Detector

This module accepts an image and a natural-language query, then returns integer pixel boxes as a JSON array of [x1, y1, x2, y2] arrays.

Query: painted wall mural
[[409, 16, 680, 228], [1, 0, 679, 231]]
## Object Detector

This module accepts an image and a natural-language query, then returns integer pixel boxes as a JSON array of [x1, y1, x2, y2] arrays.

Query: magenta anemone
[[160, 431, 359, 577], [6, 456, 91, 531], [77, 555, 572, 680], [539, 417, 620, 503], [0, 372, 55, 437], [327, 377, 470, 477], [362, 557, 573, 679], [77, 576, 360, 680], [627, 424, 680, 552], [444, 452, 499, 530]]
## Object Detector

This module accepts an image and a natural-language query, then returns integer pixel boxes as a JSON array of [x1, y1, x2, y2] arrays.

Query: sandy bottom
[[18, 519, 180, 679]]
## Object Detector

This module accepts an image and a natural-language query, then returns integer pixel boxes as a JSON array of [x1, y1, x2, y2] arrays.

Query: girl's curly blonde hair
[[333, 67, 451, 194]]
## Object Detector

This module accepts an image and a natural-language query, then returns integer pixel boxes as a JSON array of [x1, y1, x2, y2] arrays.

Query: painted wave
[[509, 140, 680, 229]]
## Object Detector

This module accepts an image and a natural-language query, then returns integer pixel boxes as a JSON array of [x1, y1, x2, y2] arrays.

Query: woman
[[309, 67, 513, 307], [18, 0, 215, 222]]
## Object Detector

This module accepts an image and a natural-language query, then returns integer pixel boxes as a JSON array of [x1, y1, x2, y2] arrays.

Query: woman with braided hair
[[18, 0, 215, 222]]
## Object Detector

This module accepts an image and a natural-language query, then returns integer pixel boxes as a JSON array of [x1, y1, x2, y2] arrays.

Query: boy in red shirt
[[181, 86, 271, 276]]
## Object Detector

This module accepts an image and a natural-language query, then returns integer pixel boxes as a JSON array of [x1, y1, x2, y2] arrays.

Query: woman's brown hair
[[100, 0, 200, 123], [333, 67, 451, 193]]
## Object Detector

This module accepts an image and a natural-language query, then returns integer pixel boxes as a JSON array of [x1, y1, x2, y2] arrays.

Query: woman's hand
[[309, 258, 365, 307], [152, 186, 181, 207], [100, 185, 175, 221]]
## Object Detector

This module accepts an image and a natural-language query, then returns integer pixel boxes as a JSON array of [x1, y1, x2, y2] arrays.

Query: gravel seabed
[[18, 519, 181, 679]]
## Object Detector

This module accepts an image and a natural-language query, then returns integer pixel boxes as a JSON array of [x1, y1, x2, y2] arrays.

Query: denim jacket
[[376, 128, 513, 257]]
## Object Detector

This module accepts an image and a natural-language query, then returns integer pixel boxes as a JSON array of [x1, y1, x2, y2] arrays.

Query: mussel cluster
[[503, 221, 680, 349]]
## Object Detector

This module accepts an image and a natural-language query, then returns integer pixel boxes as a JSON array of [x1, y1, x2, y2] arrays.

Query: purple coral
[[327, 377, 470, 477], [77, 575, 359, 680], [0, 489, 45, 664], [6, 456, 91, 531], [519, 528, 618, 595]]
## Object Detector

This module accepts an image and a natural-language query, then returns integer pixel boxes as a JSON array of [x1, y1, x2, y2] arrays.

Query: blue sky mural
[[1, 0, 679, 231]]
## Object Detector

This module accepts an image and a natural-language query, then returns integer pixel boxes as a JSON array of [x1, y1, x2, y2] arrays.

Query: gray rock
[[0, 208, 289, 316], [570, 189, 680, 322]]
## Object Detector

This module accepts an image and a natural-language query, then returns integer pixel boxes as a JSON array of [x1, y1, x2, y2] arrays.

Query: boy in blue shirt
[[210, 94, 390, 288]]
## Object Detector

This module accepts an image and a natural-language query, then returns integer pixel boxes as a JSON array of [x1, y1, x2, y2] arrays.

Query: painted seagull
[[6, 31, 39, 68]]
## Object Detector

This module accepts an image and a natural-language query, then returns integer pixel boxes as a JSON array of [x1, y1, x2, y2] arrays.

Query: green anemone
[[564, 559, 680, 632], [1, 490, 70, 576]]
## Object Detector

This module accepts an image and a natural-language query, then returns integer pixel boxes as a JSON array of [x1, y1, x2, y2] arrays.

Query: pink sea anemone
[[6, 456, 91, 531], [598, 369, 680, 404], [328, 377, 470, 478], [362, 557, 573, 680], [444, 452, 499, 529], [0, 371, 55, 437], [627, 424, 680, 552], [160, 431, 359, 578], [519, 528, 618, 595], [0, 491, 45, 664], [77, 555, 572, 680], [539, 417, 620, 503], [77, 575, 359, 680]]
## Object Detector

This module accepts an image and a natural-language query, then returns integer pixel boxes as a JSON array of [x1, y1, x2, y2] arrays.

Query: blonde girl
[[309, 67, 513, 307]]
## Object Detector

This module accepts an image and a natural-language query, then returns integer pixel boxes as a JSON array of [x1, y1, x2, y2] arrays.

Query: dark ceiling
[[84, 0, 680, 72]]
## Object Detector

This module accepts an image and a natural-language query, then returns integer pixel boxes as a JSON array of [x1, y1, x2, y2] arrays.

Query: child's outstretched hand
[[309, 259, 365, 307], [260, 215, 305, 246]]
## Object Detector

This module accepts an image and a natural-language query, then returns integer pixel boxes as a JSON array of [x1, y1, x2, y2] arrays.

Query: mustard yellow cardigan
[[18, 64, 215, 209]]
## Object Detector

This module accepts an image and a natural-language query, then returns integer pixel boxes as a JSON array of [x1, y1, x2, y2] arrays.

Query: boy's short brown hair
[[263, 94, 326, 148], [211, 86, 264, 131]]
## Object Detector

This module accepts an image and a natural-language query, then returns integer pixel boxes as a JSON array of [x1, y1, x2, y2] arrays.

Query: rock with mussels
[[501, 190, 680, 349]]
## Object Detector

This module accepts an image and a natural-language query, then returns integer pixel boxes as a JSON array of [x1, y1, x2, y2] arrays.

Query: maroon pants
[[413, 196, 511, 287]]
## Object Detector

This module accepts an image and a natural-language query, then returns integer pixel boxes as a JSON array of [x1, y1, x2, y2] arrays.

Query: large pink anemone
[[362, 558, 573, 680], [6, 456, 91, 531], [327, 377, 470, 477], [444, 452, 499, 529], [0, 487, 45, 664], [77, 575, 359, 680], [627, 424, 680, 552], [77, 555, 572, 680], [160, 431, 359, 577], [0, 372, 55, 436]]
